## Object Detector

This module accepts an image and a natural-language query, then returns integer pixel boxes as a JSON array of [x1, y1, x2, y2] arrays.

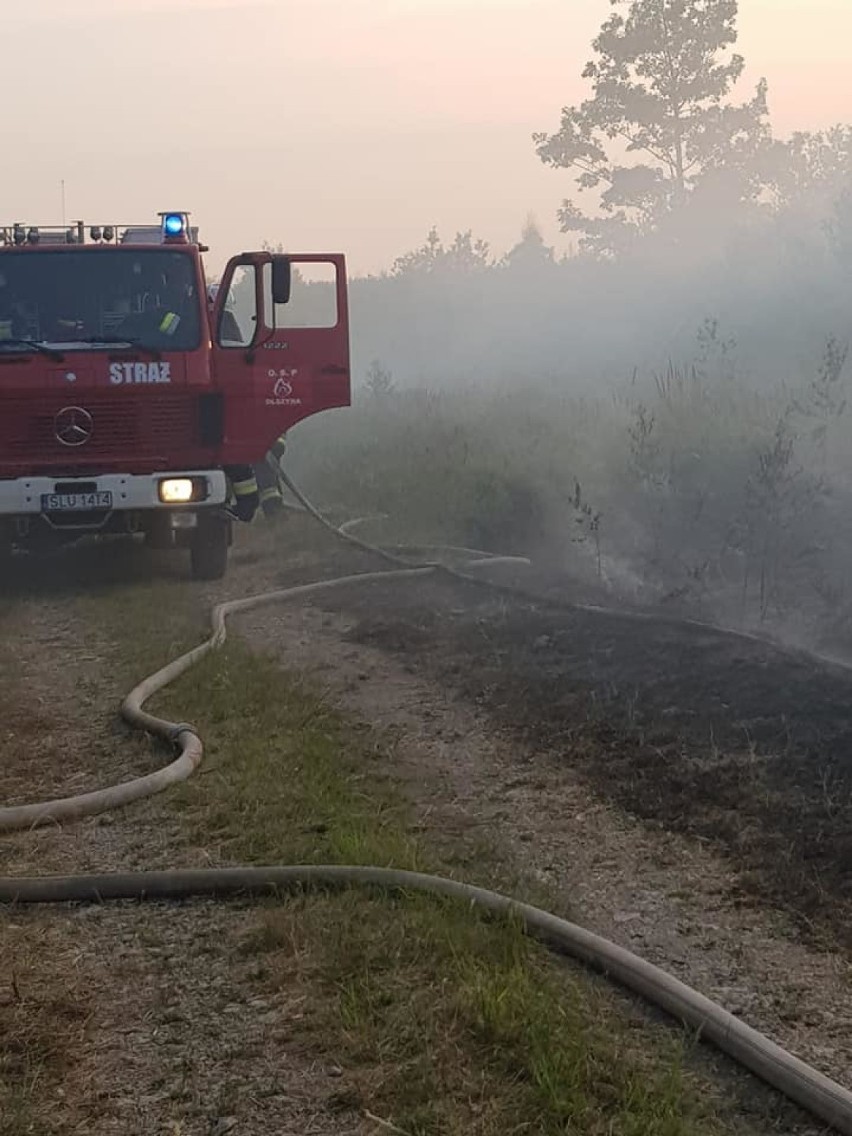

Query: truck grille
[[0, 393, 205, 468]]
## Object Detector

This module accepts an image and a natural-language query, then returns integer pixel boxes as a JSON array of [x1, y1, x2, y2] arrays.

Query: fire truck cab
[[0, 211, 351, 579]]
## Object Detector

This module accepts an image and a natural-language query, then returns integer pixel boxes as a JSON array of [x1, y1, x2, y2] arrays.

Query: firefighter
[[223, 464, 260, 523], [254, 431, 289, 519], [151, 275, 191, 341], [206, 283, 287, 522], [207, 281, 245, 344], [255, 454, 284, 518], [0, 274, 39, 340], [0, 274, 15, 339], [122, 268, 190, 344]]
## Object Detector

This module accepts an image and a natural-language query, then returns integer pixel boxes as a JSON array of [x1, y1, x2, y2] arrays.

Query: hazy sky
[[3, 0, 852, 276]]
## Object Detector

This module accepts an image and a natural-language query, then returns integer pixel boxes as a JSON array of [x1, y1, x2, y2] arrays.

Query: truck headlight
[[159, 478, 198, 504]]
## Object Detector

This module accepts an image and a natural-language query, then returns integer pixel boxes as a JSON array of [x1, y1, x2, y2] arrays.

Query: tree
[[501, 215, 557, 270], [754, 126, 852, 273], [226, 237, 313, 331], [534, 0, 772, 255], [391, 227, 492, 276], [767, 125, 852, 208]]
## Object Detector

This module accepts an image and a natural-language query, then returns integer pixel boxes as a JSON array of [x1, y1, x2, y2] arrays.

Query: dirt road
[[1, 523, 850, 1133], [0, 546, 369, 1135]]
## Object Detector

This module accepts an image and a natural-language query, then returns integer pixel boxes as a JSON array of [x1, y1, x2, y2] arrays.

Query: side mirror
[[271, 255, 292, 305]]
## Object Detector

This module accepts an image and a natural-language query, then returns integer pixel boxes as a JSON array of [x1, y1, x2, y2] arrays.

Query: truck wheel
[[190, 514, 231, 580]]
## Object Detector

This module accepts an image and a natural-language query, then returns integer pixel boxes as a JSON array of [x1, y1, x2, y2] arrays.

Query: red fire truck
[[0, 211, 350, 578]]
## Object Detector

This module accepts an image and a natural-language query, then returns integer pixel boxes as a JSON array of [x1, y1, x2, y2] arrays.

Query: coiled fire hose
[[1, 470, 851, 1134]]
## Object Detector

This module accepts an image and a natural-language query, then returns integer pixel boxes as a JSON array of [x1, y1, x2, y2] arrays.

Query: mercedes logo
[[54, 406, 94, 447]]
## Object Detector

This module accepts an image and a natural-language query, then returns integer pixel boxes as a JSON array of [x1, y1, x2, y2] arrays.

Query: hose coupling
[[169, 723, 199, 744]]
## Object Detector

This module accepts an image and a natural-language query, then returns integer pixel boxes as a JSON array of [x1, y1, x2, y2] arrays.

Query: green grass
[[2, 566, 791, 1134], [243, 890, 705, 1135], [164, 643, 422, 871], [89, 583, 749, 1136]]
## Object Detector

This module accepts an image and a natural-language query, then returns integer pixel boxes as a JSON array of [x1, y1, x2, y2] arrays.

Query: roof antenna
[[61, 179, 66, 227]]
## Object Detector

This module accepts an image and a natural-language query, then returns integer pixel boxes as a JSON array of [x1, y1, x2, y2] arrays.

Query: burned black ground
[[303, 564, 852, 950]]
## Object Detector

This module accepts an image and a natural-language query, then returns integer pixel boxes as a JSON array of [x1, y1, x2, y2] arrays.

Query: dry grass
[[0, 951, 90, 1136], [286, 360, 852, 637], [134, 619, 744, 1134], [0, 559, 803, 1135], [0, 611, 89, 1134]]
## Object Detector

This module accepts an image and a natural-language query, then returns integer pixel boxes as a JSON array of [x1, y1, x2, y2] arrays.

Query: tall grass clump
[[288, 325, 852, 644]]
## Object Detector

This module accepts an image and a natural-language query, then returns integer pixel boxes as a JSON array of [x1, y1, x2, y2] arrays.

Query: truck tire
[[190, 513, 231, 580]]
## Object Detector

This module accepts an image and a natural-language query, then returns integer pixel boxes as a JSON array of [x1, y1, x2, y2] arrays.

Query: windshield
[[0, 249, 202, 352]]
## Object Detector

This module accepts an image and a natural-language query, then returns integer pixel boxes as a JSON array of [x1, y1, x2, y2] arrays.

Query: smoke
[[286, 172, 852, 652], [343, 185, 852, 395]]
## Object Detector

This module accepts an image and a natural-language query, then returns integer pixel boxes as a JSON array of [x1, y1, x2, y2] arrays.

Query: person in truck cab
[[114, 269, 193, 346], [29, 299, 87, 343], [0, 276, 14, 340], [0, 273, 32, 340], [52, 312, 88, 340], [144, 277, 192, 343], [206, 281, 244, 344]]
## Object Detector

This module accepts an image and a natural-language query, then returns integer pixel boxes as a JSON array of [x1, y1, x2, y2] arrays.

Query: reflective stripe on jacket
[[224, 465, 259, 522]]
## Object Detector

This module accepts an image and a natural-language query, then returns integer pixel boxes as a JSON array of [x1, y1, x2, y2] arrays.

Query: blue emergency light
[[162, 212, 186, 237]]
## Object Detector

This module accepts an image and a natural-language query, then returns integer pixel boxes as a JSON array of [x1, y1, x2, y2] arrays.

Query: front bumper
[[0, 470, 228, 517]]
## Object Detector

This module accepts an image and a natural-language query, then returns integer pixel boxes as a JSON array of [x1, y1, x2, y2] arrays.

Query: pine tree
[[534, 0, 772, 255]]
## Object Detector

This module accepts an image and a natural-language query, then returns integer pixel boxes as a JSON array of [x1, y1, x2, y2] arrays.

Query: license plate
[[41, 491, 113, 511]]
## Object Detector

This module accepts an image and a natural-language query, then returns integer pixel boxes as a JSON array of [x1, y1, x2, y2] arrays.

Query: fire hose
[[1, 470, 851, 1134]]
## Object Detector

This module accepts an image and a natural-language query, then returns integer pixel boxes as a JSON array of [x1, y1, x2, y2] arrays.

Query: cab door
[[211, 252, 351, 465]]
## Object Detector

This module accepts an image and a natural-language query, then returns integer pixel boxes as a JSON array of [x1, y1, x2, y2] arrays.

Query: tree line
[[394, 0, 851, 271], [261, 1, 852, 388]]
